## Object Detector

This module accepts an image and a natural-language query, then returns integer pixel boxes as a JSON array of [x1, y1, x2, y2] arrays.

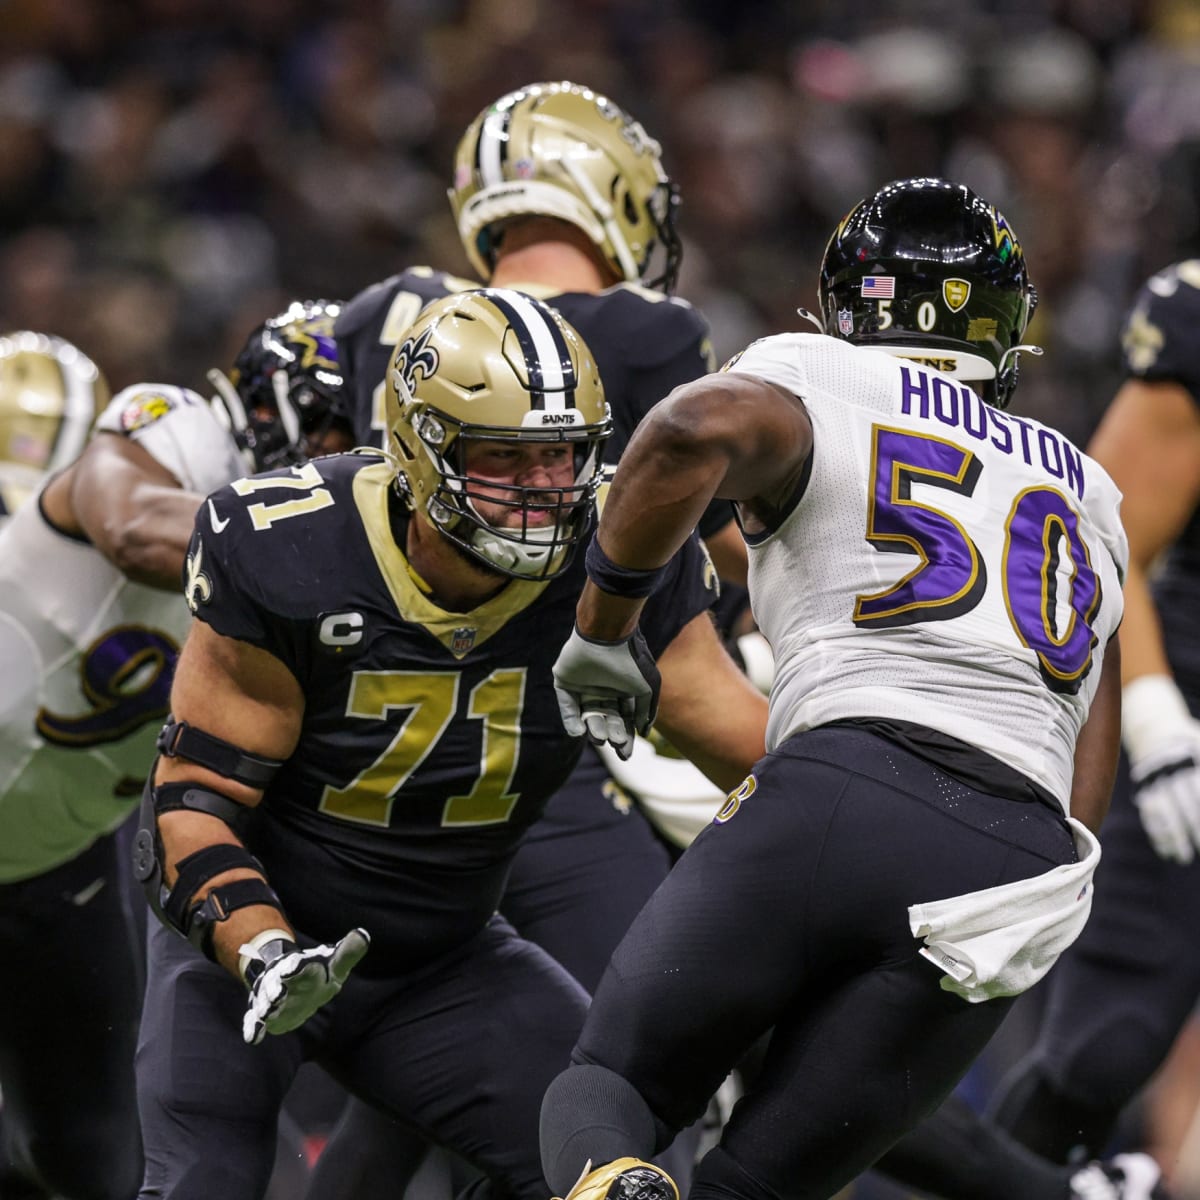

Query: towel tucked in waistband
[[908, 817, 1100, 1004]]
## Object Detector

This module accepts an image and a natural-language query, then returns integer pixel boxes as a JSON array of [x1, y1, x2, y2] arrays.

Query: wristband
[[238, 927, 297, 988], [1122, 675, 1193, 762], [585, 536, 667, 599]]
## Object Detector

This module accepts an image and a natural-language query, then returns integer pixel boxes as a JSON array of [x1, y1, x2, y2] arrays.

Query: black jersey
[[1120, 261, 1200, 698], [185, 452, 716, 969], [335, 267, 730, 537]]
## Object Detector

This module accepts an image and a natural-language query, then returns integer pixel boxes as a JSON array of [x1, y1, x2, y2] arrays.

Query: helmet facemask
[[388, 289, 611, 582]]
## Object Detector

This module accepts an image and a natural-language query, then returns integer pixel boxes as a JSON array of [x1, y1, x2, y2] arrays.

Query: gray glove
[[241, 928, 370, 1045], [553, 625, 662, 761]]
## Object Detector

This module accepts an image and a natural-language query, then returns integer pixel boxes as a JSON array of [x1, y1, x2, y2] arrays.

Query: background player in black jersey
[[894, 261, 1200, 1199], [133, 289, 766, 1200], [315, 80, 744, 1200]]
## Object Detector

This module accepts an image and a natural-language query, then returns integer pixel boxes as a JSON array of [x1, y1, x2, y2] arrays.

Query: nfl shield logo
[[837, 308, 854, 336], [451, 627, 477, 658], [943, 279, 971, 312]]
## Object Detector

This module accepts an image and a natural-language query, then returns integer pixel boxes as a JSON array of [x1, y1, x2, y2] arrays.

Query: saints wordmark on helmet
[[393, 327, 440, 397]]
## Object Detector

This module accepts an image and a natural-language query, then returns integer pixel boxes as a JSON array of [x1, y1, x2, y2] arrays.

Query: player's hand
[[1124, 676, 1200, 864], [241, 928, 370, 1045], [553, 625, 661, 761]]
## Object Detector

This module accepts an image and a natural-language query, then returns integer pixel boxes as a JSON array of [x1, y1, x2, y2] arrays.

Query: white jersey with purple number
[[729, 333, 1127, 810], [0, 385, 244, 881]]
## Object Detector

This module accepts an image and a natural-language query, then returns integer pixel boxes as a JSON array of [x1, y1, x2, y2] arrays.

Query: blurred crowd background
[[4, 0, 1200, 446]]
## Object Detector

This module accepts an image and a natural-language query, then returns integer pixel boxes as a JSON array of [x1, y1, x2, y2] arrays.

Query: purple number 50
[[855, 426, 1101, 694]]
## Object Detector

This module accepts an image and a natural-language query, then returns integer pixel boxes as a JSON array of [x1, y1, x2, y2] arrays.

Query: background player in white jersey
[[0, 305, 351, 1199], [0, 332, 108, 525], [539, 178, 1128, 1200]]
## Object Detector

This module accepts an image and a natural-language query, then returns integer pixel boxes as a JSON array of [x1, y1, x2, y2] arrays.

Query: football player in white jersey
[[0, 304, 351, 1199], [540, 179, 1131, 1200]]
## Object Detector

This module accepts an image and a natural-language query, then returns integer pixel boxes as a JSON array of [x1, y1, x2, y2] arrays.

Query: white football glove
[[553, 626, 661, 761], [1123, 675, 1200, 864], [240, 927, 370, 1045]]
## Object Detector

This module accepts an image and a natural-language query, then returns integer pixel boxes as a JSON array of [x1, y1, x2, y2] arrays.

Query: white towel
[[908, 817, 1101, 1004]]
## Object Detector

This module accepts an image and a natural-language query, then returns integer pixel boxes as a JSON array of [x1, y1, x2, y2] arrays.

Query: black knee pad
[[691, 1146, 778, 1200], [540, 1064, 671, 1197]]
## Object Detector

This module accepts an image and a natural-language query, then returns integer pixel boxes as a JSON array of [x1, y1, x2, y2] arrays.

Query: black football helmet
[[209, 300, 351, 471], [818, 178, 1039, 408]]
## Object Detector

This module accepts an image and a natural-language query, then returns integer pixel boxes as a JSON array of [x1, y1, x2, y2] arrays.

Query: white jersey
[[0, 385, 245, 881], [729, 333, 1128, 810]]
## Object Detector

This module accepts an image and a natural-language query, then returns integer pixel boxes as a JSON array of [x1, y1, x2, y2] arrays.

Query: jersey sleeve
[[95, 385, 247, 495], [1120, 261, 1200, 404], [182, 480, 310, 680], [639, 531, 720, 656]]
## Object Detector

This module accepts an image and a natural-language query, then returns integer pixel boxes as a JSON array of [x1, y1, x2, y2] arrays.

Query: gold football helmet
[[449, 81, 681, 291], [387, 288, 610, 580], [0, 332, 109, 516]]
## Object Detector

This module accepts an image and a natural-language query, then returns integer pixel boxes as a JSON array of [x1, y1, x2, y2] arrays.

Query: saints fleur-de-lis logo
[[391, 326, 440, 400], [184, 540, 213, 613]]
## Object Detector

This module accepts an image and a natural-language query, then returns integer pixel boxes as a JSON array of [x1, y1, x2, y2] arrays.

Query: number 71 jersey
[[730, 333, 1128, 809]]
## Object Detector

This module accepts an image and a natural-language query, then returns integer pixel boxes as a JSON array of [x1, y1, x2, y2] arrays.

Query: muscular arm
[[1070, 635, 1122, 834], [1087, 378, 1200, 684], [578, 372, 812, 640], [67, 433, 208, 589], [654, 612, 767, 791], [154, 619, 304, 978]]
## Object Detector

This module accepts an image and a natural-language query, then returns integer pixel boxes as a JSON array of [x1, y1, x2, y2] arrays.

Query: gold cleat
[[560, 1158, 680, 1200]]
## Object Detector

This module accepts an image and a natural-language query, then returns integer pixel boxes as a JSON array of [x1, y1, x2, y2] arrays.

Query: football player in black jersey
[[315, 81, 745, 1200], [133, 290, 766, 1200]]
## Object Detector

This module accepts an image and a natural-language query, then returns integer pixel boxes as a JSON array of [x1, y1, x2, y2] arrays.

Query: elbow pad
[[132, 774, 281, 960]]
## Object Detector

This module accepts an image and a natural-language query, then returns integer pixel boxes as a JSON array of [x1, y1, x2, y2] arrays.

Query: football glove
[[240, 927, 370, 1045], [1123, 675, 1200, 864], [553, 625, 661, 761]]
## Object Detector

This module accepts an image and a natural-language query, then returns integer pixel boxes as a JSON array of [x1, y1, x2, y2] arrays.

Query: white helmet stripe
[[477, 106, 512, 188], [47, 347, 100, 471], [481, 288, 575, 410]]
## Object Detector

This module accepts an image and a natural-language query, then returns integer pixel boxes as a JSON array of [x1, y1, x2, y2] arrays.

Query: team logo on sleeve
[[184, 540, 213, 613], [120, 391, 175, 432]]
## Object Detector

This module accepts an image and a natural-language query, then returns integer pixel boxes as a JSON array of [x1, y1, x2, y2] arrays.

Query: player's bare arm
[[45, 433, 208, 590], [1088, 378, 1200, 683], [653, 612, 768, 792], [577, 371, 811, 643], [154, 620, 303, 976], [1069, 635, 1122, 834]]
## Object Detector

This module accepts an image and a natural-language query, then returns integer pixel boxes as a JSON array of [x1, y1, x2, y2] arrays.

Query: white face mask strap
[[559, 156, 640, 282], [207, 368, 247, 430]]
